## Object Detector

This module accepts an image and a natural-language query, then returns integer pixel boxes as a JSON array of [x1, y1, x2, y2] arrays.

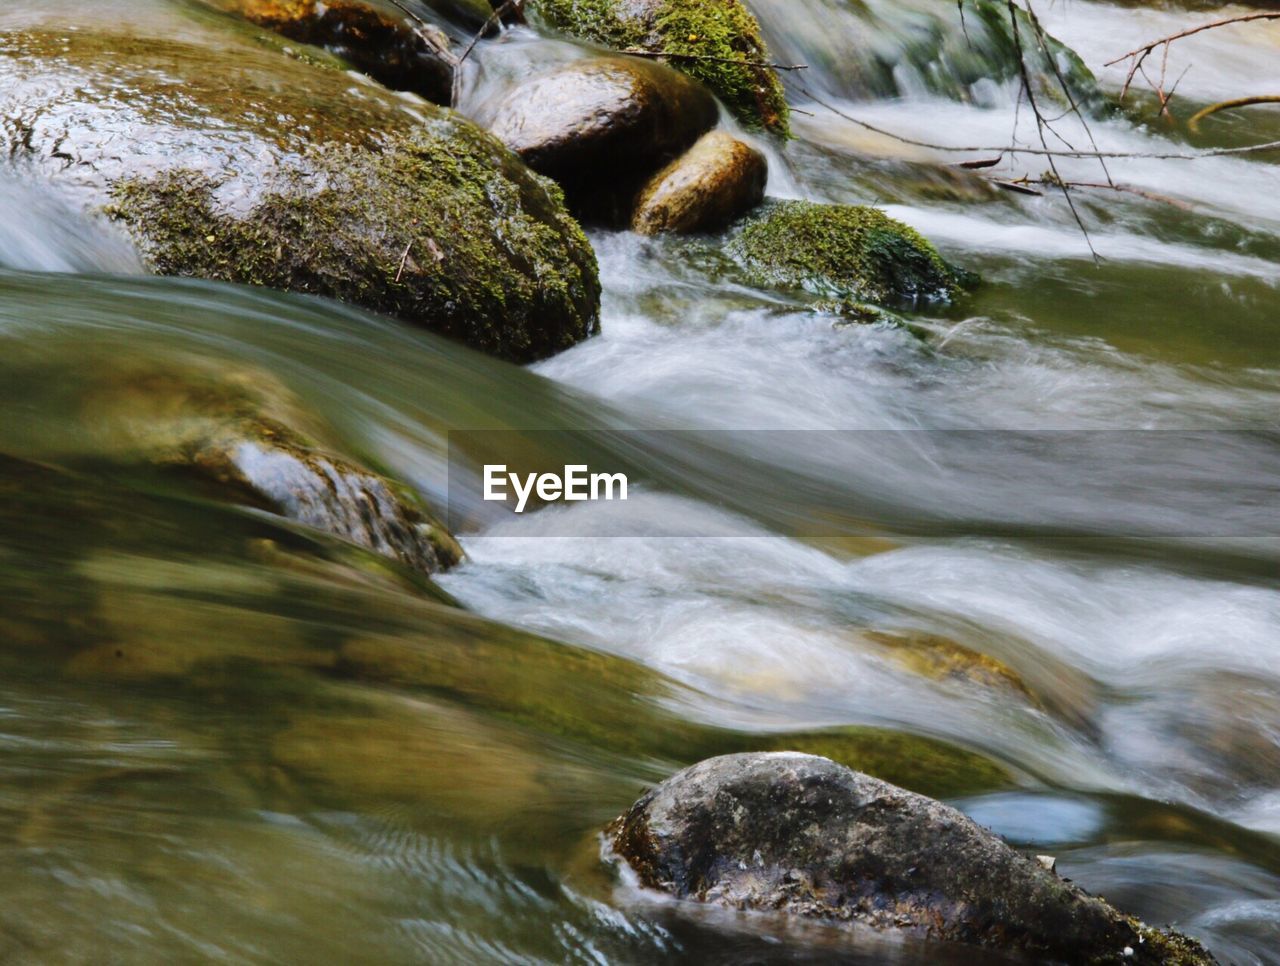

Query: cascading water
[[1, 0, 1278, 962]]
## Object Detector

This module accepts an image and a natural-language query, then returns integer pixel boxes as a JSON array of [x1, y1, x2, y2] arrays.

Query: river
[[0, 0, 1278, 962]]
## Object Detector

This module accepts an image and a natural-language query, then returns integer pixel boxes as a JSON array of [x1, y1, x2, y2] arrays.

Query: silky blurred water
[[0, 0, 1278, 962]]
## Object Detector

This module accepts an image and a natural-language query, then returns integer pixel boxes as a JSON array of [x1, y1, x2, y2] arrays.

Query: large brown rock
[[525, 0, 790, 135], [0, 14, 600, 363], [213, 0, 458, 105], [609, 753, 1216, 965], [631, 131, 767, 235], [484, 55, 718, 221]]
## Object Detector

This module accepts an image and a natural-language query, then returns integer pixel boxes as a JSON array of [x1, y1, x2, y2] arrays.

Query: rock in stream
[[609, 753, 1217, 964], [484, 55, 718, 223], [525, 0, 790, 135], [0, 14, 600, 362]]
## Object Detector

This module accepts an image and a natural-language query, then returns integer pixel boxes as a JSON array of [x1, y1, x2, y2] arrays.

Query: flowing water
[[1, 0, 1279, 962]]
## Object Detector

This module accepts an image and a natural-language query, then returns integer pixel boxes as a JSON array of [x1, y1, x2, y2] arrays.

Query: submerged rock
[[485, 56, 717, 221], [729, 200, 975, 306], [214, 0, 458, 105], [0, 27, 600, 362], [526, 0, 790, 135], [609, 753, 1217, 965], [79, 359, 462, 576], [631, 131, 767, 235]]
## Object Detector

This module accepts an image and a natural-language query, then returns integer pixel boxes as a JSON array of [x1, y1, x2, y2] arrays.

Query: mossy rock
[[484, 55, 719, 223], [526, 0, 790, 135], [75, 356, 462, 575], [609, 754, 1217, 964], [729, 199, 976, 306], [864, 630, 1032, 695], [0, 28, 600, 363], [210, 0, 457, 104]]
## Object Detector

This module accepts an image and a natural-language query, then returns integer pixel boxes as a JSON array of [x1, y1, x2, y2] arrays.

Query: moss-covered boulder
[[211, 0, 458, 104], [526, 0, 790, 135], [632, 130, 768, 235], [0, 26, 600, 362], [610, 754, 1218, 965], [728, 200, 975, 306], [77, 357, 462, 576], [484, 55, 718, 222]]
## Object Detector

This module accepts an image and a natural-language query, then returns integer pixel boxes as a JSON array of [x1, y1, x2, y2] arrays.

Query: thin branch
[[1189, 94, 1280, 131], [1014, 177, 1194, 209], [457, 0, 525, 67], [621, 48, 808, 71], [1006, 0, 1098, 262], [394, 241, 413, 283], [1106, 12, 1280, 101], [1106, 12, 1280, 67], [793, 83, 1280, 160], [384, 0, 459, 64], [1024, 0, 1114, 186]]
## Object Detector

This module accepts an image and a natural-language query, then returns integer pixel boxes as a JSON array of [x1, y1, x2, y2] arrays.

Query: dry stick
[[1013, 178, 1194, 209], [1106, 12, 1280, 101], [621, 48, 808, 71], [1006, 0, 1098, 262], [1024, 0, 1114, 187], [458, 0, 525, 67], [792, 85, 1280, 160], [384, 0, 460, 64], [451, 0, 525, 106], [1189, 94, 1280, 131], [1152, 63, 1192, 122], [395, 241, 413, 283]]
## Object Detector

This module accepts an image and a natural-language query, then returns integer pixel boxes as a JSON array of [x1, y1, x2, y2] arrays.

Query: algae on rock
[[526, 0, 791, 135], [729, 199, 976, 306], [0, 28, 601, 363]]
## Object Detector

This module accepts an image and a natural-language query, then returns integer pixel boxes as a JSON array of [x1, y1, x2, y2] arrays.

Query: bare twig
[[1189, 94, 1280, 131], [991, 179, 1045, 196], [384, 0, 459, 65], [793, 83, 1280, 159], [955, 157, 1004, 169], [1106, 12, 1280, 101], [1023, 0, 1114, 186], [457, 0, 525, 67], [621, 48, 808, 71], [395, 241, 413, 283], [1006, 0, 1098, 261], [1014, 178, 1194, 209]]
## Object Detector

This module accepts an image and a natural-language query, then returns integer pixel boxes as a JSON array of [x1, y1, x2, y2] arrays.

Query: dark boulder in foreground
[[0, 22, 600, 362], [609, 753, 1216, 965], [484, 56, 717, 222], [728, 200, 976, 307]]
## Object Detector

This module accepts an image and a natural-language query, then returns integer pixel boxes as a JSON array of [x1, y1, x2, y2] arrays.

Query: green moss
[[745, 728, 1013, 799], [4, 28, 599, 362], [528, 0, 790, 135], [729, 200, 977, 306], [105, 123, 600, 362], [1124, 921, 1216, 966]]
